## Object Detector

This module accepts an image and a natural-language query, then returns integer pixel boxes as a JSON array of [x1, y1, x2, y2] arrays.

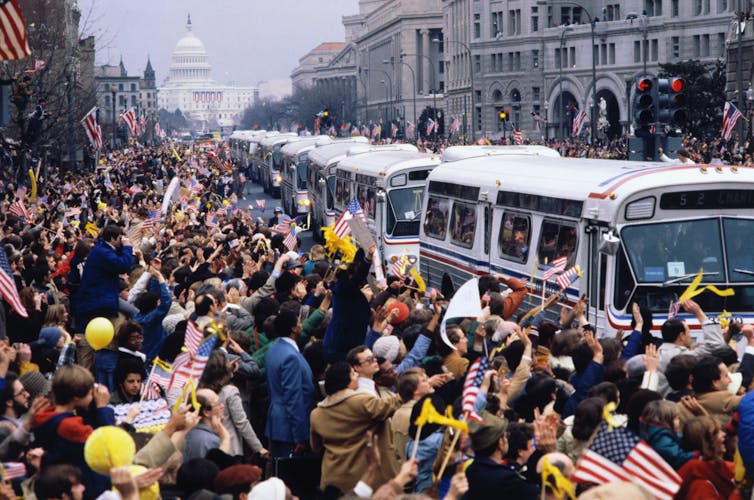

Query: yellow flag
[[409, 267, 426, 293], [28, 169, 37, 202], [172, 148, 182, 162], [85, 221, 99, 237], [413, 398, 469, 433], [541, 456, 576, 499], [153, 357, 172, 373]]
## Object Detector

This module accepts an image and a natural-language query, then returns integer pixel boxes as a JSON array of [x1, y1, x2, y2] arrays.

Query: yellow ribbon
[[153, 357, 172, 373], [718, 310, 732, 330], [322, 225, 357, 263], [541, 456, 576, 500], [602, 401, 618, 431], [678, 268, 734, 302], [172, 148, 182, 162], [409, 267, 426, 292], [85, 221, 99, 237], [172, 378, 200, 413], [414, 398, 469, 433]]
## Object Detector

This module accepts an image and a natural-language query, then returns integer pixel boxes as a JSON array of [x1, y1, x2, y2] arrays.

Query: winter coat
[[464, 455, 539, 500], [675, 459, 742, 500], [76, 239, 133, 317], [645, 424, 696, 470], [310, 388, 403, 493], [218, 384, 263, 456]]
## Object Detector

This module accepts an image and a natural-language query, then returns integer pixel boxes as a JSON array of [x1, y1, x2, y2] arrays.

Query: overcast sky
[[76, 0, 358, 86]]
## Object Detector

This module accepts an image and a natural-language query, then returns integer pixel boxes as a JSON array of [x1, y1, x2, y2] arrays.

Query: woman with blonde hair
[[676, 416, 741, 499]]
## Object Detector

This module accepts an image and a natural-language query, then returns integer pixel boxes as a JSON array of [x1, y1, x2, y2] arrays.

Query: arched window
[[492, 89, 503, 102]]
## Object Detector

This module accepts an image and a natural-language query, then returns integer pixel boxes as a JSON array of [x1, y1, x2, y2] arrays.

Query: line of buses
[[228, 129, 754, 335]]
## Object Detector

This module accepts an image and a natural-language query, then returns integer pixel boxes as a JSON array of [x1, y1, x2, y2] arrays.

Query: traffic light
[[504, 109, 510, 121], [633, 77, 656, 128], [657, 77, 687, 126], [499, 110, 506, 122]]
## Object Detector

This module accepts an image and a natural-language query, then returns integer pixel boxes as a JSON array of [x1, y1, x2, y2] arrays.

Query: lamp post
[[559, 26, 569, 139], [747, 83, 754, 140], [110, 84, 118, 150], [554, 2, 598, 141], [401, 52, 437, 139], [384, 57, 417, 142], [432, 37, 475, 142], [371, 68, 393, 124]]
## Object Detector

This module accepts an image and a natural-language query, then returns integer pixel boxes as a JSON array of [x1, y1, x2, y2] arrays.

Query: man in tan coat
[[310, 361, 407, 494]]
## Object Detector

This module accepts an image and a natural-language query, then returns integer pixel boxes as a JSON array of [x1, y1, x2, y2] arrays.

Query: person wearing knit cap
[[372, 335, 401, 364], [19, 370, 51, 401], [30, 327, 65, 374], [212, 464, 262, 498]]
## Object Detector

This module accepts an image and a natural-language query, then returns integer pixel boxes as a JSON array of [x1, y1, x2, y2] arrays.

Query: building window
[[514, 52, 521, 70], [609, 43, 615, 64], [693, 35, 701, 57], [717, 33, 726, 56], [671, 0, 679, 16], [474, 13, 481, 38], [644, 0, 662, 16], [474, 54, 481, 73], [701, 34, 710, 57], [600, 44, 607, 65], [555, 48, 561, 68], [532, 49, 539, 68], [718, 0, 728, 13], [531, 6, 539, 32], [672, 36, 680, 58], [651, 39, 659, 61], [532, 87, 540, 102], [491, 11, 502, 37], [490, 54, 497, 72], [634, 41, 641, 63], [604, 4, 620, 21], [548, 6, 554, 27], [508, 53, 513, 72], [509, 9, 521, 35], [569, 47, 575, 67]]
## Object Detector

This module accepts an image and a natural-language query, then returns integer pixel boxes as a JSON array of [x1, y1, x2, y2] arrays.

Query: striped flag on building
[[722, 102, 743, 141]]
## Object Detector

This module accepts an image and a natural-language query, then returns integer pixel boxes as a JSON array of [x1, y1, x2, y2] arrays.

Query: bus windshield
[[618, 218, 754, 313], [387, 186, 425, 236], [296, 159, 308, 189]]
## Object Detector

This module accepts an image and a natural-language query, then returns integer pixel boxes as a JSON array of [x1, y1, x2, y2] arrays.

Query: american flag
[[573, 422, 681, 500], [461, 355, 490, 423], [668, 301, 681, 319], [8, 199, 28, 220], [139, 113, 147, 133], [722, 102, 743, 141], [141, 357, 172, 400], [141, 210, 159, 229], [0, 247, 26, 318], [542, 256, 568, 281], [256, 199, 266, 211], [184, 320, 204, 357], [120, 108, 138, 136], [166, 334, 218, 402], [449, 117, 461, 135], [0, 0, 30, 61], [426, 118, 436, 136], [513, 130, 524, 145], [333, 197, 366, 239], [271, 216, 291, 235], [205, 214, 218, 228], [0, 462, 26, 480], [283, 227, 298, 251], [555, 265, 580, 290], [390, 255, 407, 279], [406, 121, 415, 138], [572, 110, 587, 136]]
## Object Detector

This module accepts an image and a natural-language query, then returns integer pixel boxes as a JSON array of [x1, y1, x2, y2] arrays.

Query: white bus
[[307, 141, 409, 240], [335, 149, 441, 269], [258, 133, 300, 197], [280, 136, 332, 217], [248, 131, 280, 183], [229, 130, 266, 173], [419, 145, 754, 334]]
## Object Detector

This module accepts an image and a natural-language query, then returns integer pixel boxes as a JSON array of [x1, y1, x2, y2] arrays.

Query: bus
[[307, 140, 408, 239], [335, 149, 441, 269], [229, 130, 266, 169], [258, 133, 300, 196], [280, 136, 332, 217], [248, 131, 279, 183], [419, 145, 754, 335]]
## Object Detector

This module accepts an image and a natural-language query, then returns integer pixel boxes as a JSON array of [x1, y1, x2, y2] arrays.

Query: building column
[[421, 29, 431, 94]]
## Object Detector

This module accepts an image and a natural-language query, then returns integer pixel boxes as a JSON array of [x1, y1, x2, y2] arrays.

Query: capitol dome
[[167, 14, 212, 83]]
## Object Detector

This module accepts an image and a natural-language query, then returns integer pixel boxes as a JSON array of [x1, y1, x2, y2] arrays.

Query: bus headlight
[[275, 176, 282, 183]]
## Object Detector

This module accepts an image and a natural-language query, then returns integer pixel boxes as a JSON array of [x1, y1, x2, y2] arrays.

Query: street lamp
[[747, 83, 754, 139], [432, 37, 475, 142], [110, 84, 118, 150], [384, 57, 418, 142], [371, 68, 393, 124], [626, 11, 649, 76], [553, 2, 598, 141], [558, 26, 571, 139]]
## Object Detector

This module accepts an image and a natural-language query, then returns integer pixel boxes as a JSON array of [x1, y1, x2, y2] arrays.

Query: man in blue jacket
[[133, 266, 172, 363], [264, 309, 314, 459], [75, 225, 134, 390]]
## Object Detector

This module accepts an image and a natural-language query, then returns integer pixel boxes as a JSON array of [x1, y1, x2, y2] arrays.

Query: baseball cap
[[469, 411, 508, 452]]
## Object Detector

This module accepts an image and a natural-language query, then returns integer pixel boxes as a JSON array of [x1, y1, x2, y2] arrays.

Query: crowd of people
[[0, 139, 750, 500]]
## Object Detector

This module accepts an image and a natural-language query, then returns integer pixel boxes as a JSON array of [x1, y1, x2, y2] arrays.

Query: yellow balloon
[[85, 317, 114, 351], [84, 426, 136, 475], [97, 202, 107, 211]]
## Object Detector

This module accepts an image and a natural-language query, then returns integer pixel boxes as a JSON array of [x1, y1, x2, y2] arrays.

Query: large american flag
[[141, 357, 172, 400], [461, 356, 490, 423], [572, 110, 587, 136], [513, 130, 524, 145], [573, 422, 681, 500], [81, 107, 103, 150], [555, 265, 580, 291], [0, 247, 26, 318], [722, 101, 743, 141], [166, 334, 218, 403], [542, 256, 568, 281], [0, 0, 30, 61], [141, 209, 160, 230], [333, 197, 366, 239]]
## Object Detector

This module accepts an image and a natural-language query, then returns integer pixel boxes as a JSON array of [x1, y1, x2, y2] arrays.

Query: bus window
[[336, 178, 351, 206], [499, 212, 531, 263], [387, 187, 424, 236], [537, 220, 577, 266], [724, 218, 754, 282], [450, 202, 476, 248], [356, 185, 376, 219], [424, 196, 449, 240]]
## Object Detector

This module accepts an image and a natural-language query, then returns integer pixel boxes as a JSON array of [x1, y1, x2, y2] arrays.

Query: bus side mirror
[[318, 178, 326, 187], [599, 231, 620, 256]]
